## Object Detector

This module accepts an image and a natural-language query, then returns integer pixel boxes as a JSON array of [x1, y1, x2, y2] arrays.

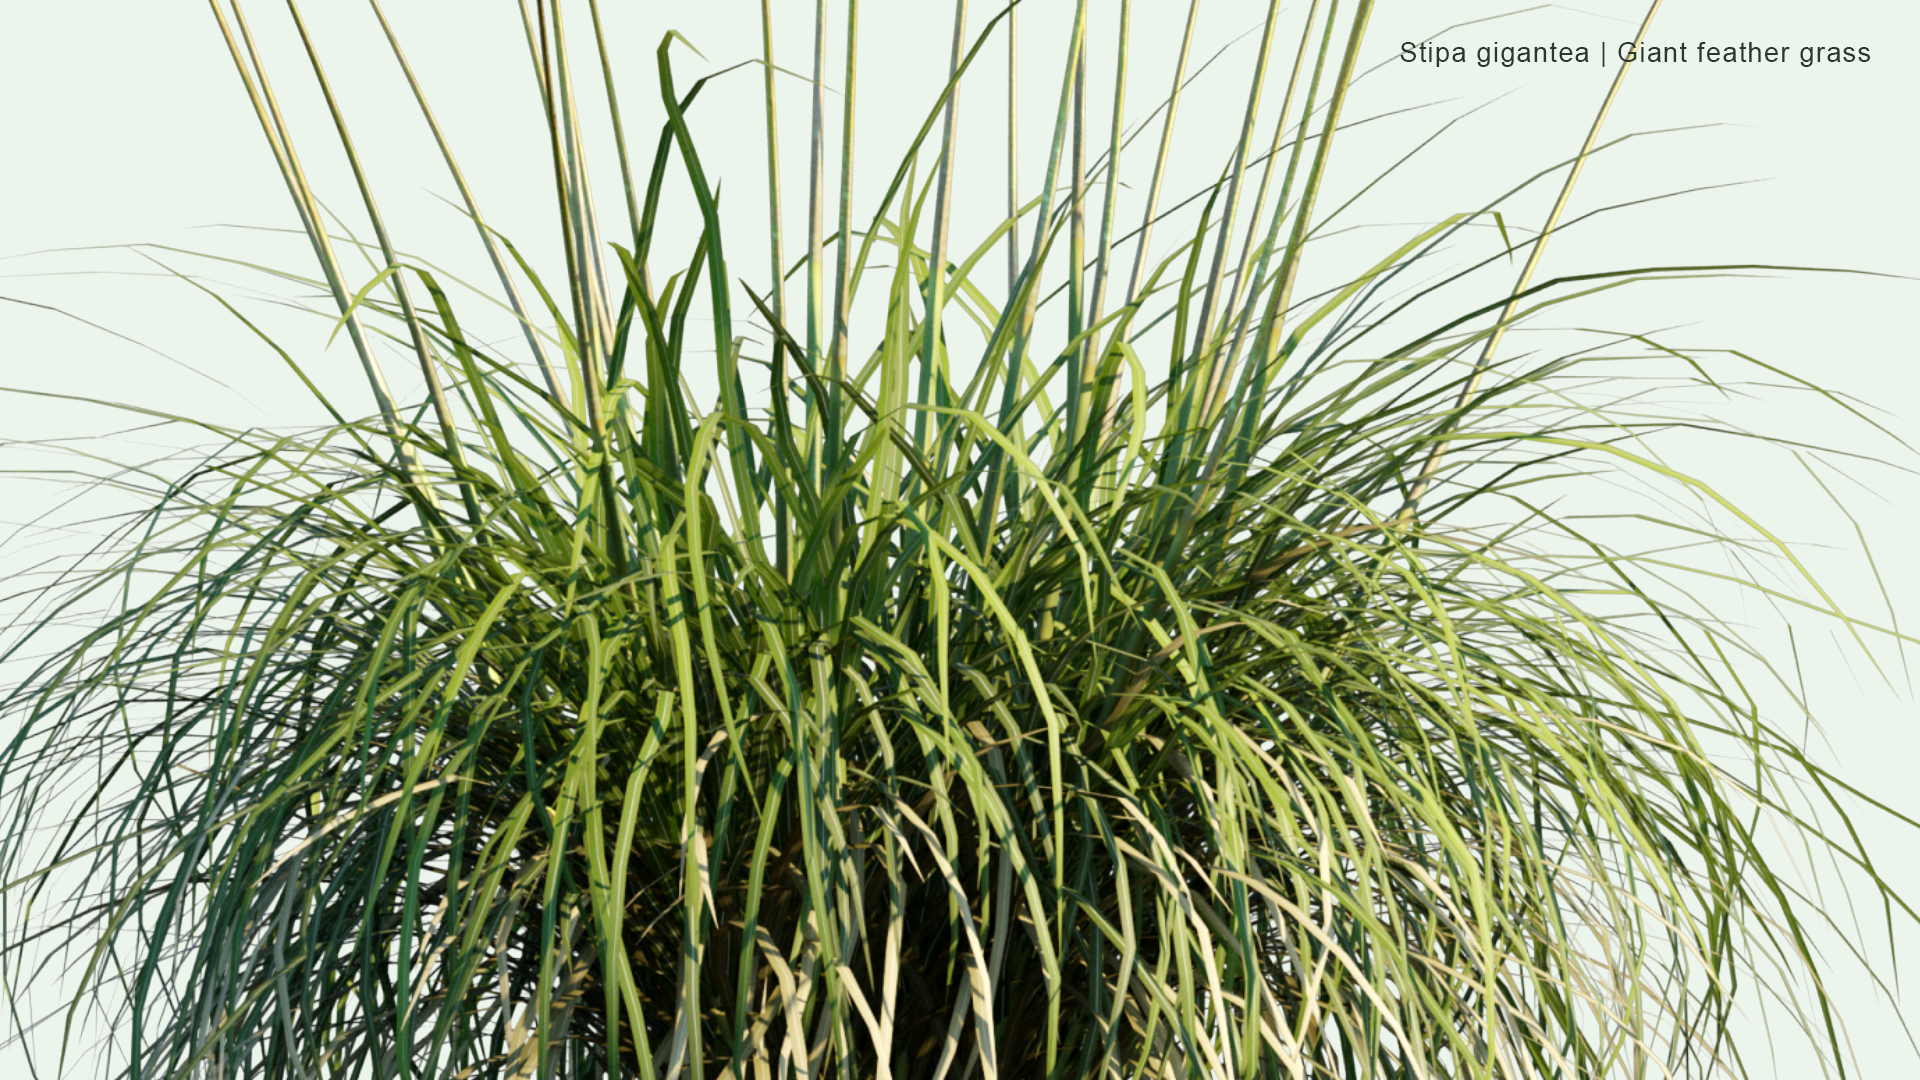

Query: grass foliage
[[2, 1, 1913, 1078]]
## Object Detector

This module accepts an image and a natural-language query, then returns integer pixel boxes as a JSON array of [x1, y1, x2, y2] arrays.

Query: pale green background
[[3, 1, 1915, 1075]]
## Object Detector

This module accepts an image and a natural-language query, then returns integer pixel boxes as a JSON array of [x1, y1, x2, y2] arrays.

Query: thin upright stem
[[1405, 0, 1665, 513]]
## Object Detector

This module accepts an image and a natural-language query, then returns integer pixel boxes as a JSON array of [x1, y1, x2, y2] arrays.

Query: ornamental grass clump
[[2, 1, 1912, 1078]]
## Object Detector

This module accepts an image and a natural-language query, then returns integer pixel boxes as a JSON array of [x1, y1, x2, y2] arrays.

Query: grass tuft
[[2, 2, 1913, 1078]]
